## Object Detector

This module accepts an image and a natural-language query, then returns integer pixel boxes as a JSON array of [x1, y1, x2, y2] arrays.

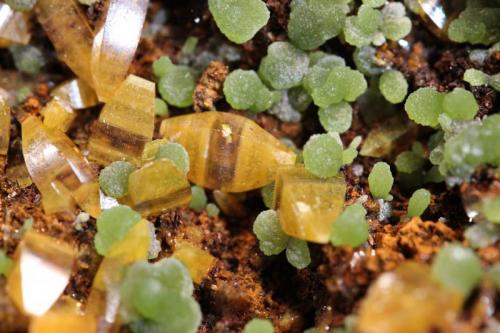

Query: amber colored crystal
[[6, 231, 75, 317], [360, 116, 413, 158], [0, 3, 31, 47], [41, 97, 76, 133], [213, 190, 249, 218], [128, 159, 192, 216], [160, 111, 296, 192], [30, 309, 97, 333], [86, 220, 149, 327], [51, 78, 98, 110], [6, 164, 33, 188], [357, 261, 463, 333], [36, 0, 94, 87], [0, 95, 10, 155], [273, 164, 346, 244], [416, 0, 465, 39], [173, 241, 216, 284], [91, 0, 148, 102], [21, 116, 100, 217], [88, 75, 155, 166], [0, 71, 34, 106]]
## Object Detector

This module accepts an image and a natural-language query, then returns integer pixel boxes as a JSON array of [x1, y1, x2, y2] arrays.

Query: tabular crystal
[[0, 3, 30, 47], [160, 111, 296, 192], [41, 97, 76, 133], [51, 78, 98, 110], [0, 95, 10, 156], [273, 164, 346, 244], [173, 241, 216, 284]]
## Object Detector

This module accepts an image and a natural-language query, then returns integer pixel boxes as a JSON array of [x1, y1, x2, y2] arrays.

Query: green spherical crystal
[[206, 203, 220, 217], [189, 186, 207, 212], [152, 56, 173, 78], [258, 42, 309, 90], [379, 70, 408, 104], [243, 319, 274, 333], [94, 205, 142, 256], [9, 45, 46, 75], [253, 210, 289, 256], [404, 87, 444, 127], [285, 238, 311, 269], [158, 66, 196, 108], [407, 189, 431, 217], [395, 151, 425, 174], [303, 134, 344, 178], [331, 203, 368, 247], [260, 183, 275, 209], [154, 98, 169, 117], [432, 243, 484, 296], [381, 2, 412, 41], [442, 88, 478, 121], [368, 162, 393, 200], [318, 102, 353, 134], [155, 142, 190, 174], [482, 197, 500, 224], [463, 68, 489, 86], [99, 161, 136, 198], [208, 0, 270, 44]]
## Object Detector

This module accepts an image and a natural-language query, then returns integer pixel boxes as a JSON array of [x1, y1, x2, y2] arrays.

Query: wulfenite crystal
[[0, 95, 10, 156], [89, 75, 155, 166], [6, 231, 75, 316], [51, 78, 98, 110], [0, 3, 31, 47], [41, 97, 76, 133], [273, 164, 346, 243], [160, 112, 296, 192], [173, 241, 216, 284]]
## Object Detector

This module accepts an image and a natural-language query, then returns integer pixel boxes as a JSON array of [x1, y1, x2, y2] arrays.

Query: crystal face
[[6, 231, 75, 317], [41, 97, 76, 133], [51, 78, 98, 110], [0, 3, 31, 47], [0, 95, 10, 156], [88, 75, 155, 166], [357, 262, 463, 333], [91, 0, 148, 102], [416, 0, 465, 39], [160, 111, 296, 192], [173, 241, 216, 284], [273, 164, 346, 244], [127, 159, 192, 216], [21, 116, 100, 217], [36, 0, 95, 87]]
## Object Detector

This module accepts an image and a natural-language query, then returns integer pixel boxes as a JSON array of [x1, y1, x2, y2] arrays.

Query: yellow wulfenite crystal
[[0, 95, 10, 156], [160, 111, 296, 192], [36, 0, 94, 87], [128, 159, 192, 216], [6, 231, 75, 317], [273, 164, 346, 244], [51, 78, 98, 110], [87, 220, 149, 327], [173, 241, 216, 284], [21, 116, 100, 217], [91, 0, 148, 102], [88, 75, 155, 166], [357, 262, 463, 333], [41, 97, 76, 133], [30, 309, 97, 333], [0, 3, 31, 47]]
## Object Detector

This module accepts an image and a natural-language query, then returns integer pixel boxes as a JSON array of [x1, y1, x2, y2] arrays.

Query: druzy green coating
[[158, 66, 196, 108], [206, 203, 220, 217], [362, 0, 384, 7], [261, 183, 275, 209], [9, 45, 46, 76], [318, 102, 353, 134], [94, 205, 142, 256], [258, 42, 310, 90], [463, 68, 489, 86], [189, 186, 207, 212], [379, 70, 408, 104], [155, 142, 190, 174], [0, 250, 12, 277], [368, 162, 393, 200], [303, 134, 344, 178], [405, 87, 444, 128], [253, 210, 289, 256], [152, 56, 173, 78], [99, 161, 136, 198], [395, 151, 425, 174], [381, 2, 412, 41], [288, 0, 349, 50], [330, 203, 368, 247], [407, 189, 431, 217], [442, 88, 478, 121], [208, 0, 269, 44], [448, 6, 500, 45], [482, 197, 500, 224], [285, 238, 311, 270], [154, 98, 169, 117], [223, 69, 279, 112], [432, 243, 483, 297], [344, 5, 382, 47], [243, 319, 275, 333]]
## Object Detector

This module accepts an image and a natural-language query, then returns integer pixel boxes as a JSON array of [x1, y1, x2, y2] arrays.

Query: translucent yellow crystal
[[0, 95, 10, 155], [273, 164, 346, 244], [173, 241, 216, 284], [0, 3, 31, 47], [160, 111, 296, 192], [41, 97, 76, 133], [6, 231, 75, 317], [30, 309, 97, 333], [86, 220, 149, 326], [88, 75, 155, 166], [127, 159, 192, 216], [357, 261, 463, 333], [360, 116, 410, 158], [51, 78, 98, 110], [91, 0, 148, 102], [0, 71, 34, 106], [36, 0, 94, 87], [21, 116, 100, 217], [6, 164, 33, 188]]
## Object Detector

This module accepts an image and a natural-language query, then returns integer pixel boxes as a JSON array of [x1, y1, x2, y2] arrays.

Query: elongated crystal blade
[[51, 78, 98, 110]]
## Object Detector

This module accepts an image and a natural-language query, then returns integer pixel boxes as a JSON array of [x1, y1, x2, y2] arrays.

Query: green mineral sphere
[[189, 186, 207, 212], [155, 142, 190, 174], [285, 238, 311, 269], [253, 210, 289, 256], [99, 161, 136, 198], [379, 70, 408, 104], [442, 88, 478, 121], [407, 189, 431, 217], [158, 66, 196, 108], [318, 102, 353, 134], [331, 203, 369, 247], [368, 162, 393, 200], [243, 319, 274, 333], [404, 87, 444, 127], [303, 134, 344, 178]]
